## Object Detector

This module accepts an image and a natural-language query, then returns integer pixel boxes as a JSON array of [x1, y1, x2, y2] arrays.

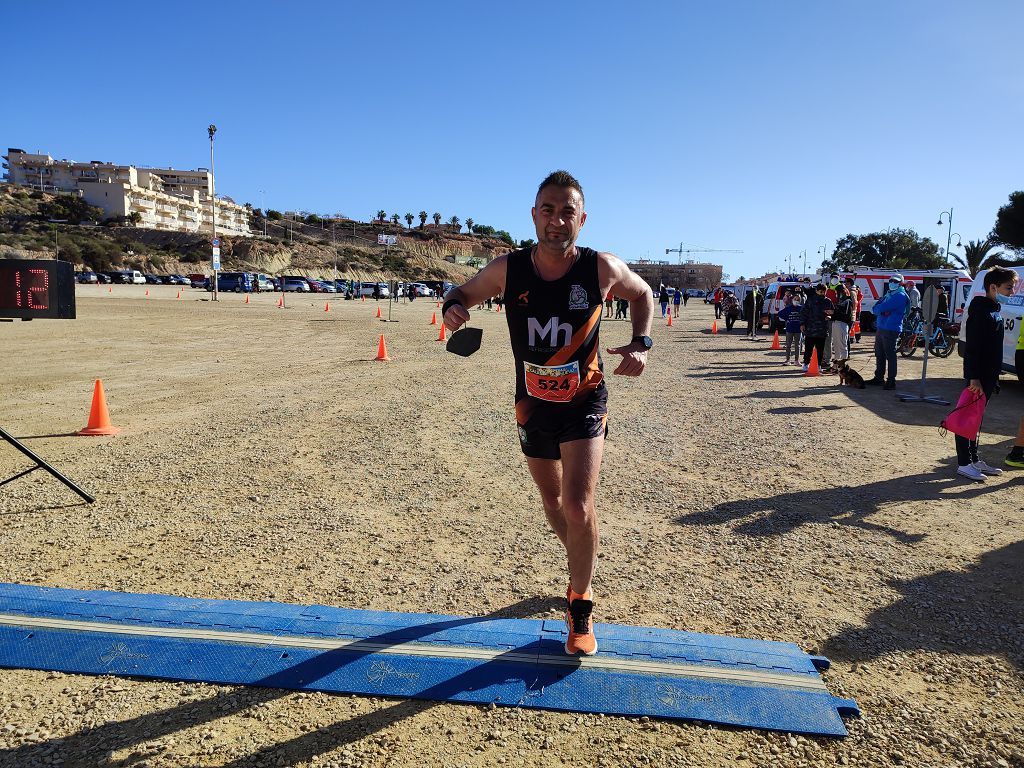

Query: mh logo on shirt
[[528, 316, 572, 348]]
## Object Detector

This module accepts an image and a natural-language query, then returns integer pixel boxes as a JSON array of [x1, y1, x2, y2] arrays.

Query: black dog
[[837, 361, 866, 389]]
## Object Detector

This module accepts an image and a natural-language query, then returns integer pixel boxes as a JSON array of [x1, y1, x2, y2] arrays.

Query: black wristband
[[442, 298, 463, 316]]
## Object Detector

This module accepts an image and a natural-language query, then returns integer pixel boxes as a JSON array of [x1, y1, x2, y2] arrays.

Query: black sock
[[1009, 446, 1024, 459]]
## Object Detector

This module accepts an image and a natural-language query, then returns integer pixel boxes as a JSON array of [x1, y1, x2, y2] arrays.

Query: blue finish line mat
[[0, 583, 858, 736]]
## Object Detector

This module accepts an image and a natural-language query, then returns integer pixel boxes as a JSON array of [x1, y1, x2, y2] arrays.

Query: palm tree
[[449, 215, 460, 232], [950, 238, 1003, 275], [432, 212, 441, 226], [465, 217, 474, 235], [404, 212, 414, 228], [391, 213, 399, 225], [376, 210, 386, 222], [419, 211, 428, 229]]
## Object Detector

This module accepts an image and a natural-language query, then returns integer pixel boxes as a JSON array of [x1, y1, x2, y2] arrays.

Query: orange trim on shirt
[[545, 306, 601, 367]]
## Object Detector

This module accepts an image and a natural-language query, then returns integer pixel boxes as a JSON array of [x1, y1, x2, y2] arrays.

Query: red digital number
[[27, 268, 49, 310]]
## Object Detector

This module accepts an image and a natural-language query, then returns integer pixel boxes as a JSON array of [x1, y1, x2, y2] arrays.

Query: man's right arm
[[442, 255, 509, 331]]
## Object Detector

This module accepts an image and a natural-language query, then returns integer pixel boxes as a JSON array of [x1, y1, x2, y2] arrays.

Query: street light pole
[[817, 244, 827, 274], [800, 249, 807, 276], [937, 209, 954, 268], [208, 124, 219, 301]]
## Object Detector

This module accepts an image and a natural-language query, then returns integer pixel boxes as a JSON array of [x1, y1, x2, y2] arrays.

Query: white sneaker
[[973, 460, 1004, 476], [957, 464, 987, 482]]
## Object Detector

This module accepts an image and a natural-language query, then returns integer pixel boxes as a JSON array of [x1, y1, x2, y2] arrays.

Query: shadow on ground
[[675, 466, 1021, 545], [823, 539, 1024, 669]]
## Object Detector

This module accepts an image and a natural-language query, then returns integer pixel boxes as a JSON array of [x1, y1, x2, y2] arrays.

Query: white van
[[129, 270, 145, 285], [956, 266, 1024, 382], [840, 268, 972, 331]]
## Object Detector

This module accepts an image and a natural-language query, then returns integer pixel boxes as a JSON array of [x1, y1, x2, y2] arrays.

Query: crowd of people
[[707, 267, 1023, 480]]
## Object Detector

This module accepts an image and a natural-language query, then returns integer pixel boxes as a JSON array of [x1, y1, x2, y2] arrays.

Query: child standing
[[778, 293, 803, 365]]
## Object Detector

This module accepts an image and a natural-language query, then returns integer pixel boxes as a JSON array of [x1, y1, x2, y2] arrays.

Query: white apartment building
[[2, 148, 251, 236]]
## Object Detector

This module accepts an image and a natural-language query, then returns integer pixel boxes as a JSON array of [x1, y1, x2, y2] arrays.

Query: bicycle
[[897, 315, 956, 358]]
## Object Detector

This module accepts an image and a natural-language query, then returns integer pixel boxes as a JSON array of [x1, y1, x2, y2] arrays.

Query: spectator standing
[[658, 284, 669, 318], [722, 291, 740, 331], [800, 284, 833, 371], [866, 275, 909, 389], [615, 295, 628, 320], [954, 266, 1018, 481], [672, 287, 682, 317], [682, 290, 689, 307], [743, 285, 759, 339], [778, 292, 803, 365], [829, 284, 854, 371], [605, 292, 614, 318], [714, 287, 724, 319], [935, 285, 949, 320]]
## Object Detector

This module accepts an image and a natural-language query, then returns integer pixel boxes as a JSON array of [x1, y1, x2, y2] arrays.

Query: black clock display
[[0, 259, 76, 320]]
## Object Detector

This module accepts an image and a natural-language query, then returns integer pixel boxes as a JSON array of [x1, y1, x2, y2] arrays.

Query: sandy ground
[[0, 283, 1022, 768]]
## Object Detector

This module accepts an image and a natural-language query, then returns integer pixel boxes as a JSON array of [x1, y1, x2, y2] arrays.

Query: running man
[[442, 170, 654, 656]]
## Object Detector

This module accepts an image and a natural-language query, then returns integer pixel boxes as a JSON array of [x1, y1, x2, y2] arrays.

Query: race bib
[[524, 360, 580, 402]]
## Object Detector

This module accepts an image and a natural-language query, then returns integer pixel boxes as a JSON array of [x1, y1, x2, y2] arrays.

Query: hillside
[[0, 184, 513, 282]]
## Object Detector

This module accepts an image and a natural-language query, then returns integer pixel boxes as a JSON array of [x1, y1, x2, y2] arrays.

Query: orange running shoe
[[565, 589, 598, 656]]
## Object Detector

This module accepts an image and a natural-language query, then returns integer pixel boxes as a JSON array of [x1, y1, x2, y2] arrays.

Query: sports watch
[[631, 335, 654, 350]]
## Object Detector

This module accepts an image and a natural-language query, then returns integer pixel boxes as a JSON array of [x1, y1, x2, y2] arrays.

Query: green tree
[[377, 210, 387, 222], [473, 224, 497, 237], [405, 212, 414, 228], [38, 196, 105, 225], [823, 229, 942, 273], [432, 212, 441, 226], [496, 230, 516, 246], [948, 238, 1004, 275], [991, 191, 1024, 252], [465, 217, 474, 235], [266, 209, 282, 220], [391, 213, 399, 225], [449, 215, 460, 232], [520, 238, 536, 248], [419, 211, 428, 229]]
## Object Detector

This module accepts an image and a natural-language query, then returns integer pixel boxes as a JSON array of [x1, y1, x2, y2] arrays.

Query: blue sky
[[5, 1, 1022, 279]]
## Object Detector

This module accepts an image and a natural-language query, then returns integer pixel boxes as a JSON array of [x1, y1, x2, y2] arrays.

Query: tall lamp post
[[800, 249, 807, 276], [209, 124, 218, 301], [817, 244, 827, 275], [937, 209, 953, 268]]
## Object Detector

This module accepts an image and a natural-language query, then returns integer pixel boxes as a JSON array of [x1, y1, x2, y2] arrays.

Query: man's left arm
[[600, 254, 654, 376]]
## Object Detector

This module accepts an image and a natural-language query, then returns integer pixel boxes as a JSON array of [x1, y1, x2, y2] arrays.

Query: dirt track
[[1, 284, 1022, 768]]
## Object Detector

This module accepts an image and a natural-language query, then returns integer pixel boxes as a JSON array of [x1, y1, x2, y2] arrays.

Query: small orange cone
[[851, 321, 860, 338], [277, 296, 283, 308], [145, 289, 149, 297], [804, 348, 820, 377], [245, 294, 250, 304], [108, 286, 112, 293], [375, 334, 390, 361], [667, 312, 673, 327], [375, 306, 382, 319], [430, 311, 437, 325], [325, 301, 330, 312], [712, 321, 718, 334], [770, 330, 781, 349], [437, 323, 447, 341], [78, 380, 120, 436], [436, 301, 441, 308], [362, 295, 366, 302], [176, 290, 181, 299], [495, 305, 501, 313]]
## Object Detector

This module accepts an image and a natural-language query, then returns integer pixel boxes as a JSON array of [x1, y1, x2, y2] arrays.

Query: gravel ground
[[0, 283, 1022, 768]]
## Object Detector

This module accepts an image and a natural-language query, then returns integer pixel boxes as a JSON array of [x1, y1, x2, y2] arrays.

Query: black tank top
[[504, 246, 606, 424]]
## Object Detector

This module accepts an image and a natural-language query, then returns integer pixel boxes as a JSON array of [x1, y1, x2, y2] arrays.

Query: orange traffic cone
[[277, 296, 283, 308], [437, 323, 447, 341], [712, 321, 718, 334], [78, 380, 120, 436], [245, 294, 250, 304], [436, 301, 441, 308], [375, 306, 382, 319], [325, 301, 330, 312], [770, 330, 781, 349], [430, 311, 437, 325], [804, 348, 821, 377], [375, 334, 390, 361], [362, 295, 366, 302], [176, 290, 181, 299], [108, 286, 112, 293], [495, 305, 501, 313], [667, 312, 673, 327], [145, 289, 149, 297]]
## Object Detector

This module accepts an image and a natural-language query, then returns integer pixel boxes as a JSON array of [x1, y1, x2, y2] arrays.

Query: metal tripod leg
[[0, 426, 95, 503]]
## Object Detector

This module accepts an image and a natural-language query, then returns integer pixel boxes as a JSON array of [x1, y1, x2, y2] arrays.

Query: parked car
[[144, 274, 163, 285], [104, 270, 133, 284], [282, 277, 311, 293], [127, 270, 146, 285], [189, 273, 208, 288], [207, 272, 253, 292], [78, 271, 98, 284], [96, 272, 111, 284], [358, 282, 390, 298], [255, 274, 274, 292]]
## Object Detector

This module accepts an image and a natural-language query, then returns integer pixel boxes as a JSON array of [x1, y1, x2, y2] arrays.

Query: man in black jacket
[[955, 266, 1018, 481], [799, 284, 833, 371]]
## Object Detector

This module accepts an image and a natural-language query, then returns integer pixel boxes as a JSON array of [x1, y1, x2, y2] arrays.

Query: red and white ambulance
[[839, 268, 972, 331]]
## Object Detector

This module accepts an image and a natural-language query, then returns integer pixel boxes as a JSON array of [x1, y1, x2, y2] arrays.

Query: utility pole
[[208, 124, 219, 301], [938, 209, 954, 269]]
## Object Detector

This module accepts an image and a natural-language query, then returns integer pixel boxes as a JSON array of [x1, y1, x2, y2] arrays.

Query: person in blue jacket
[[866, 275, 910, 389]]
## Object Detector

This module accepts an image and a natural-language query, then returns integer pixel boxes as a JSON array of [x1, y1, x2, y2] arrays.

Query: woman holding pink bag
[[955, 266, 1019, 482]]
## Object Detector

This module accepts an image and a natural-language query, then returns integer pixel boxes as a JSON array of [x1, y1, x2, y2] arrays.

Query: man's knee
[[539, 490, 562, 513], [562, 497, 595, 527]]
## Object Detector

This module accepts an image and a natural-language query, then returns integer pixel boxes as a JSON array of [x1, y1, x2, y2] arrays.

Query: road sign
[[377, 234, 397, 246], [212, 237, 221, 247], [212, 246, 220, 271]]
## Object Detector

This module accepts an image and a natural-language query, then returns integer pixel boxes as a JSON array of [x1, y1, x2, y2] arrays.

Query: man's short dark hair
[[537, 170, 584, 206], [984, 266, 1017, 290]]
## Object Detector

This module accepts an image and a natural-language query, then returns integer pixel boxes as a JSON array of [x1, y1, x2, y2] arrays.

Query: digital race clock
[[0, 259, 76, 320]]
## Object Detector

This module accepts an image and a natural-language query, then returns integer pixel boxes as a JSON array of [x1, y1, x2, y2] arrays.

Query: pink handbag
[[941, 389, 987, 441]]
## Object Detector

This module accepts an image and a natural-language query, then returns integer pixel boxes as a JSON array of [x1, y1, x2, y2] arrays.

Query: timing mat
[[0, 583, 858, 736]]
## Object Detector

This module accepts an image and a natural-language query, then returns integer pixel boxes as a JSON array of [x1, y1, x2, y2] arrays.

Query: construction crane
[[665, 243, 743, 264]]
